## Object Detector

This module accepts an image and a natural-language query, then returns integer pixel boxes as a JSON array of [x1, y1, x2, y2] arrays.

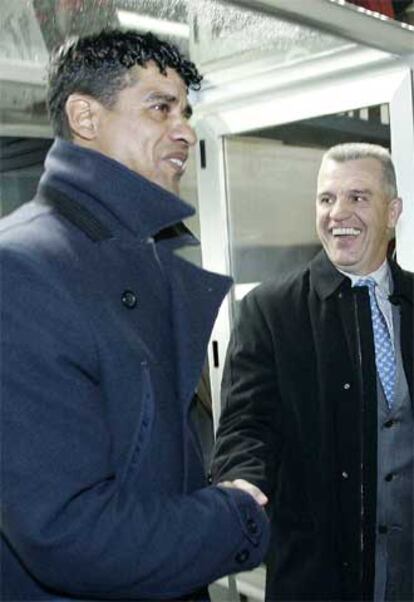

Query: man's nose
[[170, 118, 197, 147], [330, 197, 351, 220]]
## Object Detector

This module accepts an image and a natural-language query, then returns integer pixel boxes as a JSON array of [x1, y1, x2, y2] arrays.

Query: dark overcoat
[[0, 139, 269, 600], [212, 250, 413, 601]]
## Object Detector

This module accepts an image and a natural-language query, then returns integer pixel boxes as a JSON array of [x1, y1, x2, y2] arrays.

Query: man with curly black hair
[[0, 30, 269, 600]]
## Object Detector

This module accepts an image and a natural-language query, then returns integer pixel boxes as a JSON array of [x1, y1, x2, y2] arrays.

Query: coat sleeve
[[0, 245, 269, 598], [211, 287, 283, 497]]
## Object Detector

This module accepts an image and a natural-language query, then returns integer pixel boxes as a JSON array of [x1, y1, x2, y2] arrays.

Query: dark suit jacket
[[0, 139, 269, 600], [212, 250, 413, 601]]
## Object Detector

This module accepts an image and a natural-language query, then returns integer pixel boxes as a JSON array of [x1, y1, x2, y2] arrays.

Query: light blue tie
[[355, 278, 396, 407]]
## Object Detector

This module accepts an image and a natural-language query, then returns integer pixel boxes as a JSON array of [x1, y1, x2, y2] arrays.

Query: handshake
[[218, 479, 268, 507]]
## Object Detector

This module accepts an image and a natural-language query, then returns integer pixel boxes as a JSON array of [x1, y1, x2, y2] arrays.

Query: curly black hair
[[47, 29, 203, 139]]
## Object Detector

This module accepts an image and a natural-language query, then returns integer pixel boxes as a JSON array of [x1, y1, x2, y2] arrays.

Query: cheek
[[370, 212, 389, 234], [316, 211, 327, 230], [135, 137, 158, 161]]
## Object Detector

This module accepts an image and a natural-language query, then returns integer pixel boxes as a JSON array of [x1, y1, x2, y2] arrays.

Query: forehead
[[318, 157, 383, 185], [125, 61, 188, 98]]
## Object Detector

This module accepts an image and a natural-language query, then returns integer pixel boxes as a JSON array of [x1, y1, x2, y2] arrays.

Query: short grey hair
[[321, 142, 398, 199]]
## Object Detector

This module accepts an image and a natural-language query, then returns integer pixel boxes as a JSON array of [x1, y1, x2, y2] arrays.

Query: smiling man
[[212, 143, 414, 601], [75, 62, 196, 195], [316, 152, 401, 275], [0, 30, 269, 600]]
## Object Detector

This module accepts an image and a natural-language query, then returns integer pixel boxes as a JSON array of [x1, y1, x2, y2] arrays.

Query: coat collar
[[389, 260, 414, 306], [38, 138, 195, 242], [310, 249, 413, 306], [309, 249, 348, 300]]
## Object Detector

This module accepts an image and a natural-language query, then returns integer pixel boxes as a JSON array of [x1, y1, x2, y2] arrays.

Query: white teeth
[[169, 158, 184, 168], [332, 227, 361, 236]]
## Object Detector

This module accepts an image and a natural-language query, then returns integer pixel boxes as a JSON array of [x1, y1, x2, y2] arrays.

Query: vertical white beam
[[390, 70, 414, 271], [195, 121, 233, 428]]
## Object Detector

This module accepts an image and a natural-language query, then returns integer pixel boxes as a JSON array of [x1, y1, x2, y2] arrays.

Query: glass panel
[[189, 0, 350, 70], [224, 104, 391, 312], [115, 0, 189, 54], [1, 1, 49, 63], [0, 1, 190, 57], [0, 82, 49, 130], [0, 0, 351, 74], [0, 137, 52, 216], [3, 0, 413, 73]]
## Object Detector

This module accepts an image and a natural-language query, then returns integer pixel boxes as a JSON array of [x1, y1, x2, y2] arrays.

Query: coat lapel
[[165, 250, 232, 405], [390, 262, 414, 404]]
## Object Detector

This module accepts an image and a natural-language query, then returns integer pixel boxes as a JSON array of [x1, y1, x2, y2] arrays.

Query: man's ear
[[388, 196, 403, 229], [65, 93, 102, 140]]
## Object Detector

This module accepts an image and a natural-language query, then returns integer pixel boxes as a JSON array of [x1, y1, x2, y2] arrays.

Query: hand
[[218, 478, 268, 506]]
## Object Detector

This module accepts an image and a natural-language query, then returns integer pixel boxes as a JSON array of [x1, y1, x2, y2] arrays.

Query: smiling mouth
[[166, 157, 187, 174], [332, 227, 361, 237]]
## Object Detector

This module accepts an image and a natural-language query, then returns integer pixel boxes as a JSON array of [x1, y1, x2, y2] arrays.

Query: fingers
[[218, 479, 268, 506]]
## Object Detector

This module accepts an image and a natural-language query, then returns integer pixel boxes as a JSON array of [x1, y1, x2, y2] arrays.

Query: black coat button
[[235, 549, 250, 564], [122, 290, 137, 309], [384, 418, 395, 428], [385, 473, 395, 482], [247, 518, 259, 534]]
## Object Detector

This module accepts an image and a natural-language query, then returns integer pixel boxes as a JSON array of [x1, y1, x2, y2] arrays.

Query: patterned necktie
[[355, 277, 396, 407]]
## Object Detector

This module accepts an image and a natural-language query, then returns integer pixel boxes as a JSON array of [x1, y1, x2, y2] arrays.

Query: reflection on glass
[[189, 0, 349, 70], [28, 0, 189, 54], [224, 104, 391, 308], [0, 0, 49, 62]]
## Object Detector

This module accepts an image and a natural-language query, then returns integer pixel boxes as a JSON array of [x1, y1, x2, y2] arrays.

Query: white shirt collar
[[338, 260, 392, 296]]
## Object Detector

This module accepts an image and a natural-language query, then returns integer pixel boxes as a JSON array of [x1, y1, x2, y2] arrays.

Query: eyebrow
[[145, 92, 193, 118], [349, 189, 372, 195], [317, 191, 334, 199], [317, 188, 373, 198]]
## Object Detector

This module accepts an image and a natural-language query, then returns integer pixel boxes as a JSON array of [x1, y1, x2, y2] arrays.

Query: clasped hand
[[218, 479, 268, 506]]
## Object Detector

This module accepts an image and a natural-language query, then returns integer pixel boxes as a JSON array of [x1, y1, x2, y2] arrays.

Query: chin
[[329, 253, 361, 273], [158, 179, 179, 195]]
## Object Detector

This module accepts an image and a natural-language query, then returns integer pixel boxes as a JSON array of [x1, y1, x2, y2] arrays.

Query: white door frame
[[195, 55, 414, 424]]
